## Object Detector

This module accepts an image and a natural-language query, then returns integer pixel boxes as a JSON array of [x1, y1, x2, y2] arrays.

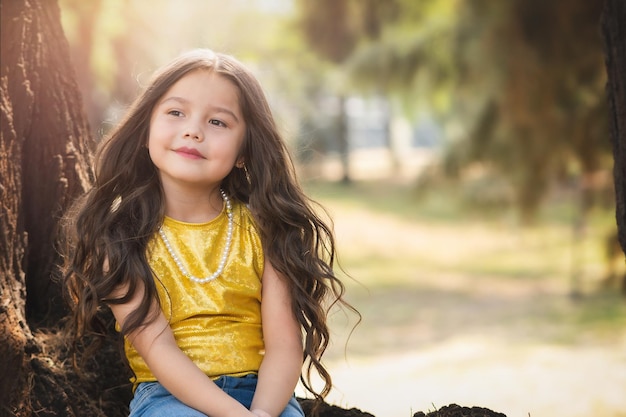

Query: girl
[[63, 49, 356, 417]]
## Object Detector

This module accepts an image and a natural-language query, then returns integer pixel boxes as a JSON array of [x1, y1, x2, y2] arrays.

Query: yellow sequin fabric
[[124, 200, 265, 386]]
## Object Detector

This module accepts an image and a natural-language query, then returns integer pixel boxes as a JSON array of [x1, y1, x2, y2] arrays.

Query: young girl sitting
[[63, 49, 356, 417]]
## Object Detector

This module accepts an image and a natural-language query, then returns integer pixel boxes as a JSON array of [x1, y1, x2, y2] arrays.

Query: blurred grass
[[301, 179, 626, 358], [304, 179, 621, 283]]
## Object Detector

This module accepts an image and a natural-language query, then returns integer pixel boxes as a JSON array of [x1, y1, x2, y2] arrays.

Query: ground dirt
[[298, 400, 506, 417]]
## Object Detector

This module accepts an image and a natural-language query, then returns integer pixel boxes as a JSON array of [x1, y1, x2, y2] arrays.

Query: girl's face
[[148, 70, 246, 194]]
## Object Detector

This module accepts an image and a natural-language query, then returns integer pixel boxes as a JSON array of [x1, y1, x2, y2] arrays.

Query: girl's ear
[[235, 158, 245, 168]]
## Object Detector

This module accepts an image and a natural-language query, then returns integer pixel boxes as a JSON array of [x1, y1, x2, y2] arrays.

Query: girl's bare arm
[[250, 260, 304, 417]]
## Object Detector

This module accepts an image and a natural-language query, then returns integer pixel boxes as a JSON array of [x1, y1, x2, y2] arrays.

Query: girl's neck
[[163, 185, 224, 223]]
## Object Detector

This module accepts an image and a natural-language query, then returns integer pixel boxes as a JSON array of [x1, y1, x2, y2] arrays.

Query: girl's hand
[[251, 409, 272, 417]]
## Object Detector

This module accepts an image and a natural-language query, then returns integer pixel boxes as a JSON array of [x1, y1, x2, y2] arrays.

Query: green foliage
[[305, 179, 620, 278], [331, 0, 611, 221]]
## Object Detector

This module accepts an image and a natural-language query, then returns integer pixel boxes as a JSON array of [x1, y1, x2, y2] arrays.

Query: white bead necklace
[[159, 189, 233, 284]]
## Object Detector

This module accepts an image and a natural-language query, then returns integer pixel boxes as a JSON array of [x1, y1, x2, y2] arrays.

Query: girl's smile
[[174, 146, 205, 159]]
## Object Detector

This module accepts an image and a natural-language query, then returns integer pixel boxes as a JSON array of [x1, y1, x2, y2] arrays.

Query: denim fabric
[[129, 375, 304, 417], [129, 381, 206, 417]]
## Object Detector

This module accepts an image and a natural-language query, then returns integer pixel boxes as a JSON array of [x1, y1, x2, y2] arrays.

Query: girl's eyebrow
[[159, 96, 240, 123]]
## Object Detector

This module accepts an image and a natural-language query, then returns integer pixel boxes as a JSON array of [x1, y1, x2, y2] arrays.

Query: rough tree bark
[[0, 0, 94, 414], [602, 0, 626, 261]]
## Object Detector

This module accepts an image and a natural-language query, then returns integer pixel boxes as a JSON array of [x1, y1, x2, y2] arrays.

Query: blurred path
[[321, 338, 626, 417]]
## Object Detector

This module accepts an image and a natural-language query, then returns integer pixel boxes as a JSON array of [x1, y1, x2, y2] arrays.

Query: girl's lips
[[174, 147, 204, 159]]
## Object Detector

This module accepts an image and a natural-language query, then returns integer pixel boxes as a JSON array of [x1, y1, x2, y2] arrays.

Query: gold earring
[[242, 163, 251, 185]]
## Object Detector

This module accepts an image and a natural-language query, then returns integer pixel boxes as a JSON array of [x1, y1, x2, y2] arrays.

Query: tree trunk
[[337, 94, 351, 184], [601, 0, 626, 266], [0, 0, 94, 413], [1, 0, 93, 326]]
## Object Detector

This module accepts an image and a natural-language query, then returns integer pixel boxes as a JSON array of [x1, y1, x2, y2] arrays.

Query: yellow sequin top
[[124, 200, 265, 387]]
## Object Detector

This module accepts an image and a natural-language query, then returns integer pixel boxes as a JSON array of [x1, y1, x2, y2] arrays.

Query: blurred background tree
[[342, 0, 609, 220], [296, 0, 358, 183], [334, 0, 612, 293]]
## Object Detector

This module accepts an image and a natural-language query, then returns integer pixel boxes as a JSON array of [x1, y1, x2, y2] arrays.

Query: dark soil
[[21, 327, 132, 417], [298, 399, 376, 417], [412, 404, 507, 417], [299, 400, 506, 417]]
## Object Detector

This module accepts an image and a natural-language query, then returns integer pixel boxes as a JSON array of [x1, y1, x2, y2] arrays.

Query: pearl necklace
[[159, 189, 233, 283]]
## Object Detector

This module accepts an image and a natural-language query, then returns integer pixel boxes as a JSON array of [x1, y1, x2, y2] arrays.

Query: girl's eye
[[209, 119, 226, 127], [168, 110, 183, 117]]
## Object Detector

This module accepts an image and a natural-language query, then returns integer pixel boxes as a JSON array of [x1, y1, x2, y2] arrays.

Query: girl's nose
[[183, 123, 204, 142]]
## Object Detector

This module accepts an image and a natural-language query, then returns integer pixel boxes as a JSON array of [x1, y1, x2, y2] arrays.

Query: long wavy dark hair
[[62, 49, 358, 405]]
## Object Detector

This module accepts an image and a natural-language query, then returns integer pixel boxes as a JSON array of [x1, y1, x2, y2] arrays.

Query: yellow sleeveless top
[[124, 200, 265, 386]]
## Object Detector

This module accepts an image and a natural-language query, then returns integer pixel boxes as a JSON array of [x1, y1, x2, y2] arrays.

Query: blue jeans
[[128, 374, 304, 417]]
